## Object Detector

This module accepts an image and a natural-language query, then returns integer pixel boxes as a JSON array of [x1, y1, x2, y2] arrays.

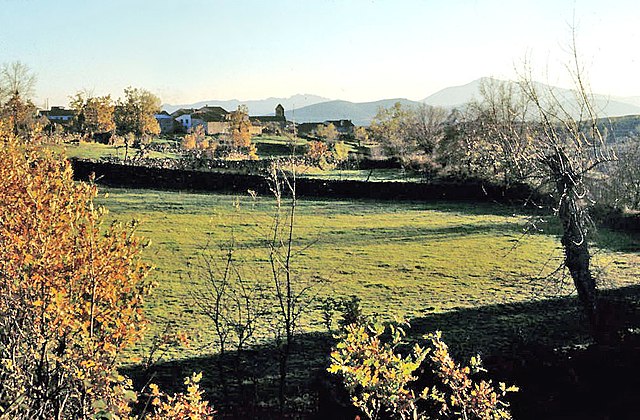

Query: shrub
[[0, 138, 215, 419], [145, 373, 215, 420], [425, 331, 517, 420], [305, 140, 330, 165], [0, 141, 152, 418], [328, 320, 429, 420], [329, 319, 516, 420]]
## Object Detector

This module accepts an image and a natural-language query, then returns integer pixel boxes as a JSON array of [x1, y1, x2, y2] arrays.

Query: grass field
[[94, 187, 640, 364], [298, 168, 423, 181], [51, 136, 306, 160], [50, 142, 180, 160]]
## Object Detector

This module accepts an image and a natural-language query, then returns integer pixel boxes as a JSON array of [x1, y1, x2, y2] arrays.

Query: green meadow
[[94, 187, 640, 362], [49, 141, 180, 160]]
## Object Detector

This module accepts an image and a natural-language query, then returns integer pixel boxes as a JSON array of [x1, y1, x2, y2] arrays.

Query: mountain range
[[162, 94, 330, 116], [163, 78, 640, 126]]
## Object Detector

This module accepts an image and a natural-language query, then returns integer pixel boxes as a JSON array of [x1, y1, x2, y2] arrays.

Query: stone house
[[296, 119, 355, 139], [154, 111, 176, 133], [40, 106, 76, 125], [160, 104, 288, 136]]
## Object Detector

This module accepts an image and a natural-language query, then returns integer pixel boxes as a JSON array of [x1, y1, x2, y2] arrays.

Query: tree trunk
[[278, 341, 289, 415], [557, 183, 599, 334]]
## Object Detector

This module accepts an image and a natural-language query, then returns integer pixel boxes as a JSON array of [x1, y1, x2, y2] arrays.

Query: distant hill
[[162, 94, 331, 116], [285, 98, 422, 126], [422, 78, 489, 108], [289, 79, 640, 126], [610, 95, 640, 109], [598, 114, 640, 141], [163, 79, 640, 126], [423, 77, 640, 118]]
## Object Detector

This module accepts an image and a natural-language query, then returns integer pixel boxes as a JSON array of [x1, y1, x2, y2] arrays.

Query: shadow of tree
[[123, 284, 640, 419]]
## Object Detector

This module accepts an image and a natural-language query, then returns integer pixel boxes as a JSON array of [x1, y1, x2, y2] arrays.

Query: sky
[[1, 0, 639, 107]]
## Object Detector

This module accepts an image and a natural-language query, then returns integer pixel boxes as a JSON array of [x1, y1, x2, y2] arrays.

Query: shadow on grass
[[123, 284, 640, 419], [235, 221, 531, 250]]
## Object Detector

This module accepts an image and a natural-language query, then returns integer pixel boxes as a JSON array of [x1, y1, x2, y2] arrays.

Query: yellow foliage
[[0, 141, 152, 418], [182, 133, 197, 150], [146, 373, 215, 420], [228, 106, 252, 150]]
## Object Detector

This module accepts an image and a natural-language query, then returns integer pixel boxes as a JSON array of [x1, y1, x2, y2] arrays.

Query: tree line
[[0, 61, 161, 146]]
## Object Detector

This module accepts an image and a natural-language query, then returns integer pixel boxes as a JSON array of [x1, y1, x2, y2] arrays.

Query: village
[[40, 102, 356, 139], [2, 0, 640, 418]]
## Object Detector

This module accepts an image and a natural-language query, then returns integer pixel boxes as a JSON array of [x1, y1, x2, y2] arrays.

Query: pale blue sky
[[1, 0, 638, 106]]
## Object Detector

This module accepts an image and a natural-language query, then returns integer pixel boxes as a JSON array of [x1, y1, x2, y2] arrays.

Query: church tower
[[275, 104, 284, 117]]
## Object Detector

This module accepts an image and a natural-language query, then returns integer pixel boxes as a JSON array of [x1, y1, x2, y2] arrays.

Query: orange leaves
[[305, 140, 330, 163], [0, 140, 216, 419], [424, 331, 516, 419], [0, 142, 152, 417], [228, 106, 252, 150]]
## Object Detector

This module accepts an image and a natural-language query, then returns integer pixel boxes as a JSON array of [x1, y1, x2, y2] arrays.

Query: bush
[[329, 320, 429, 419], [145, 373, 215, 419], [0, 141, 151, 418], [0, 137, 214, 418], [329, 318, 516, 420]]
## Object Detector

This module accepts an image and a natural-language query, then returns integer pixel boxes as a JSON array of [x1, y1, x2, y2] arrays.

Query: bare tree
[[465, 78, 534, 184], [412, 103, 448, 155], [370, 102, 447, 170], [190, 236, 269, 403], [266, 162, 321, 413], [0, 61, 36, 103], [0, 62, 38, 137], [597, 138, 640, 210], [189, 167, 321, 414], [511, 41, 616, 334]]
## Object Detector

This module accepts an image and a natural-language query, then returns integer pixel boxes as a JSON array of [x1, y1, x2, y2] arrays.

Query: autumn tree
[[182, 125, 217, 158], [316, 123, 339, 143], [371, 102, 415, 164], [332, 141, 350, 163], [0, 133, 217, 418], [0, 93, 39, 138], [0, 61, 38, 137], [0, 138, 153, 417], [305, 140, 330, 165], [115, 86, 161, 141], [70, 91, 116, 137], [227, 105, 252, 150], [355, 126, 369, 146]]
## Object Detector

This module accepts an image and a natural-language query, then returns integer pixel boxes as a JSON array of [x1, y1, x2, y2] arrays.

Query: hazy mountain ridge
[[284, 98, 422, 126], [162, 94, 331, 115], [423, 77, 640, 119], [164, 78, 640, 125]]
